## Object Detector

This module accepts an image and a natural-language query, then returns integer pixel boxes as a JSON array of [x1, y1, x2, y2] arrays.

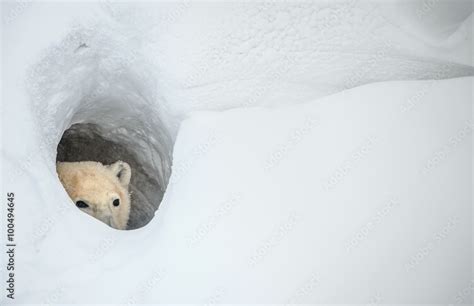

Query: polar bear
[[56, 161, 132, 230]]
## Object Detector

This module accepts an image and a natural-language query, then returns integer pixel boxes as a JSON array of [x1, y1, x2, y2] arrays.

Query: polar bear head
[[56, 161, 132, 230]]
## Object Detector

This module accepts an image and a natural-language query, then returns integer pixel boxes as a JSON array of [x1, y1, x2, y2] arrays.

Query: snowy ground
[[1, 1, 473, 304]]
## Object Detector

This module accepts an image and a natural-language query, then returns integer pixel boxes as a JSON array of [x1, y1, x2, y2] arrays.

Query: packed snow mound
[[1, 0, 473, 304], [158, 78, 472, 304]]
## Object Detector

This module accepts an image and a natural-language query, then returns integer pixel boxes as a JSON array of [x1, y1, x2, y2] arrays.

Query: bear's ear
[[107, 161, 131, 187]]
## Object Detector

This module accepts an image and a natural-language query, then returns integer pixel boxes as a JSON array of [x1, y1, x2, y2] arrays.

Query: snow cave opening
[[28, 30, 175, 230], [56, 119, 171, 230], [53, 90, 174, 230]]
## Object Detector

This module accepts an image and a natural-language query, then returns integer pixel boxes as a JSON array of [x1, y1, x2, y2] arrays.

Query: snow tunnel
[[28, 30, 174, 229]]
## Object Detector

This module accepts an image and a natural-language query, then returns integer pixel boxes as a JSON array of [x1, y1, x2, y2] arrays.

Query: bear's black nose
[[113, 199, 120, 207]]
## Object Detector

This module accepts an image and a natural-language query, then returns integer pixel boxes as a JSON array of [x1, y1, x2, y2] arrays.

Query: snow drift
[[1, 0, 473, 304]]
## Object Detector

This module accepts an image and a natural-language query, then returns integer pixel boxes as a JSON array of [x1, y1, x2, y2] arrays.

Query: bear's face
[[56, 161, 132, 230]]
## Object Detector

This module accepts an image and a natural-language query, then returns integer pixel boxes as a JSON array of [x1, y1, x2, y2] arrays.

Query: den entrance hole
[[56, 123, 169, 230]]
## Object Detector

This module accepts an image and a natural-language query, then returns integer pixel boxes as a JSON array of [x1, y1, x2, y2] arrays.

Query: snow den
[[29, 29, 173, 229]]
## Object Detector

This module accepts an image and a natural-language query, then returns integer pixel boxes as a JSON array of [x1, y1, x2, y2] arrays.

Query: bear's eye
[[76, 201, 89, 208], [113, 199, 120, 207]]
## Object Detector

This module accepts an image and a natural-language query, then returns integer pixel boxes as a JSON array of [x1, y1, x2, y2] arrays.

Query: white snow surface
[[1, 1, 473, 304]]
